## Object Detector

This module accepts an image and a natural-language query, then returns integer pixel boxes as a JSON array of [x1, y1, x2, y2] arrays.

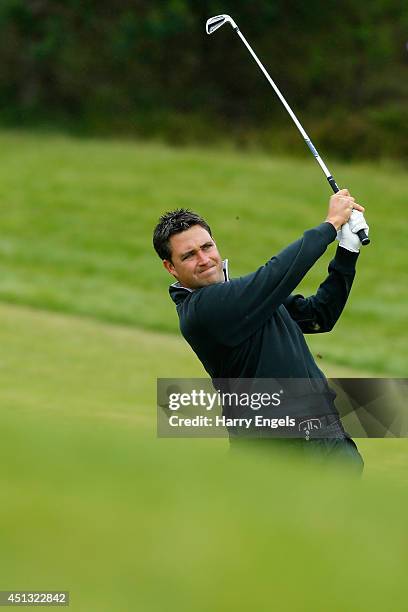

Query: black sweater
[[169, 222, 359, 417]]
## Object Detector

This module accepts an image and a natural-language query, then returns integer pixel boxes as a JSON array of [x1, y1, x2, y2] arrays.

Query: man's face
[[163, 225, 224, 289]]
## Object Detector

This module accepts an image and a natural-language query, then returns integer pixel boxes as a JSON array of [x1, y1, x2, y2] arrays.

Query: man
[[153, 190, 368, 470]]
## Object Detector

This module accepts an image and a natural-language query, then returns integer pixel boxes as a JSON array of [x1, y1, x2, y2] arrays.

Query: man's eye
[[203, 244, 213, 250]]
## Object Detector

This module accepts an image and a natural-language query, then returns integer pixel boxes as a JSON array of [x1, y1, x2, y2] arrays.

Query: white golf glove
[[337, 211, 369, 253], [348, 209, 369, 235]]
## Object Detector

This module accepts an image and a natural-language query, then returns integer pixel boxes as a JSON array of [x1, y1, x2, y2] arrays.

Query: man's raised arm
[[283, 245, 359, 333]]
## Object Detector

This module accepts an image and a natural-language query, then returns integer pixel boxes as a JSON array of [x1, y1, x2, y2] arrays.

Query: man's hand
[[337, 217, 370, 253], [325, 189, 365, 231], [348, 209, 369, 235]]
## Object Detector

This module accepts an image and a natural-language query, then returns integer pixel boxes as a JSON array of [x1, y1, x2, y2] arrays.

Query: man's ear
[[163, 259, 177, 278]]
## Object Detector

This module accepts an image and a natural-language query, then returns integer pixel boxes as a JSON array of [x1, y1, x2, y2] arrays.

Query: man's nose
[[197, 250, 210, 265]]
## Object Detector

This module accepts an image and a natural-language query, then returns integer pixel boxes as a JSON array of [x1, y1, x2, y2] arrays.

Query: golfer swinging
[[153, 191, 368, 470]]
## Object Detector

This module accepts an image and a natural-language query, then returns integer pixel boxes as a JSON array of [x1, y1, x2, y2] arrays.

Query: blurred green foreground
[[1, 303, 407, 612], [0, 132, 407, 610]]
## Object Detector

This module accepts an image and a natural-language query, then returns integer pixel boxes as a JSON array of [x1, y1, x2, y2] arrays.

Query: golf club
[[206, 14, 370, 246]]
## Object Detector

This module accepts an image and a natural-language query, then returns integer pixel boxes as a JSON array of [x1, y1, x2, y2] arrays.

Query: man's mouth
[[198, 266, 216, 275]]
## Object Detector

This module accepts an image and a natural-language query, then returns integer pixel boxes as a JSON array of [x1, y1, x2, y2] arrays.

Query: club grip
[[357, 229, 370, 245], [327, 176, 370, 246]]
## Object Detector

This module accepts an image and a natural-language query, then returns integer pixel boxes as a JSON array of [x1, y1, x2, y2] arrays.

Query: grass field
[[0, 131, 406, 610], [0, 130, 407, 374]]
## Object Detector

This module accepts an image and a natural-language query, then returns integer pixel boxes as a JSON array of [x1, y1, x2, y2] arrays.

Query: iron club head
[[206, 14, 238, 35]]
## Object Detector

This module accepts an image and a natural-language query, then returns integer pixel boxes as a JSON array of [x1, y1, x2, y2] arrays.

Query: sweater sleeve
[[191, 222, 337, 346], [283, 245, 359, 333]]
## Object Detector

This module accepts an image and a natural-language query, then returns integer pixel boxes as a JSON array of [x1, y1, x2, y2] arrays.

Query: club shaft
[[236, 29, 332, 179], [234, 27, 370, 245]]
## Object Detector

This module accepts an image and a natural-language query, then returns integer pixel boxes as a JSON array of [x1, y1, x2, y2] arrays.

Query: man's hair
[[153, 209, 212, 261]]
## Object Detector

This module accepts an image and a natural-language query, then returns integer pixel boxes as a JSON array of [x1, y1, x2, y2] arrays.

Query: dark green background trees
[[1, 0, 407, 158]]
